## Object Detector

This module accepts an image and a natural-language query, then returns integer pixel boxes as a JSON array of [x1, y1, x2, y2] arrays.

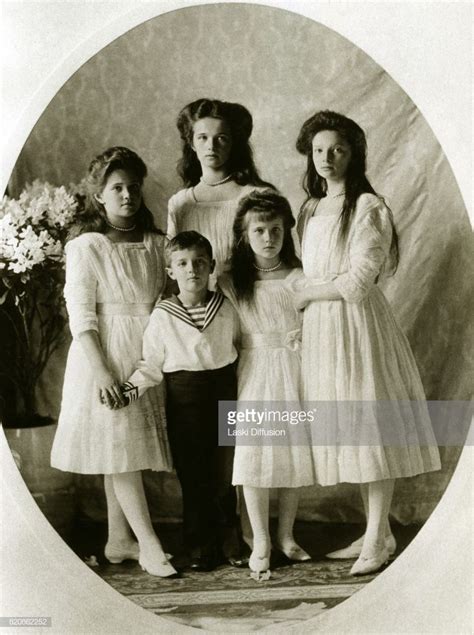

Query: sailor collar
[[156, 291, 224, 331]]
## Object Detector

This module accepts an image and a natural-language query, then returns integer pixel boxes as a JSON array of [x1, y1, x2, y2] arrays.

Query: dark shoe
[[188, 555, 218, 572], [227, 554, 250, 568], [225, 537, 251, 568]]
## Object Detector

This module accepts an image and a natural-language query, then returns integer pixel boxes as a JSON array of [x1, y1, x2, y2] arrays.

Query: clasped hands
[[96, 369, 128, 410]]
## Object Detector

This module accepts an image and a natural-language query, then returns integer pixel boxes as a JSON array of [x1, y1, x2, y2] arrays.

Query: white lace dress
[[300, 194, 441, 485], [51, 232, 173, 474], [220, 271, 315, 488], [168, 186, 263, 276]]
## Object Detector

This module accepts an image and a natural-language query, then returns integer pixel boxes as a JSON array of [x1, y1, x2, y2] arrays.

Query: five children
[[51, 103, 441, 582]]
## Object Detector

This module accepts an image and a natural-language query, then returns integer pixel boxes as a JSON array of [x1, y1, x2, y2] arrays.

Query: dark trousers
[[164, 364, 238, 557]]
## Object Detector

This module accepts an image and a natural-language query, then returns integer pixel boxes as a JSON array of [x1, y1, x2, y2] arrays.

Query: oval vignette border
[[1, 2, 472, 634]]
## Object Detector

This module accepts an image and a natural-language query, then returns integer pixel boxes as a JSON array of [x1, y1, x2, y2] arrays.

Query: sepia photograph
[[1, 1, 472, 633]]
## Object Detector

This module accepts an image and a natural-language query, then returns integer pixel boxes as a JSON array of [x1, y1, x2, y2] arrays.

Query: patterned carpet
[[72, 521, 419, 632], [98, 559, 369, 631]]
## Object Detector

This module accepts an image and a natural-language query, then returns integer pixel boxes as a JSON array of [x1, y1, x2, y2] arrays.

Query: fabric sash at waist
[[240, 329, 301, 351], [96, 302, 154, 316]]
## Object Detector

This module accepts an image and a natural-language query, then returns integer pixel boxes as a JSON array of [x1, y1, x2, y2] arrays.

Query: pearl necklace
[[253, 260, 282, 273], [106, 220, 137, 232], [326, 191, 346, 199], [200, 174, 233, 187]]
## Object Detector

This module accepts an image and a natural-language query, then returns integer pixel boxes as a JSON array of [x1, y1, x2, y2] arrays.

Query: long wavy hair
[[176, 98, 273, 188], [296, 110, 399, 267], [68, 146, 162, 240], [230, 189, 301, 302]]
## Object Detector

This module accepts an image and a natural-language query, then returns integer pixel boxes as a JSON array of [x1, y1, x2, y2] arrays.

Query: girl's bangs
[[246, 208, 282, 223]]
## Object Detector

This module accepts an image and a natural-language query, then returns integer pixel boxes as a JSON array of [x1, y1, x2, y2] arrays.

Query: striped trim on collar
[[156, 292, 224, 331]]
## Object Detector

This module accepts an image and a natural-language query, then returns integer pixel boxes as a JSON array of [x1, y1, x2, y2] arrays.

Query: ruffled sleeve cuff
[[286, 268, 308, 292], [332, 271, 371, 303], [332, 195, 393, 304]]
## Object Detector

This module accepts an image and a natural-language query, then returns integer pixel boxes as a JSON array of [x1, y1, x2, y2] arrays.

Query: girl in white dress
[[295, 111, 441, 575], [51, 147, 177, 578], [168, 98, 273, 563], [220, 189, 314, 581], [168, 97, 273, 277]]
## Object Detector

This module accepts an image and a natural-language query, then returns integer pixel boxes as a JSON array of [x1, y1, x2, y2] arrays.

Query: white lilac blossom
[[0, 180, 78, 278], [0, 180, 81, 423]]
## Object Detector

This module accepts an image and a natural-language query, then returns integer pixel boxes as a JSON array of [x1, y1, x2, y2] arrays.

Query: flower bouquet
[[0, 180, 80, 427]]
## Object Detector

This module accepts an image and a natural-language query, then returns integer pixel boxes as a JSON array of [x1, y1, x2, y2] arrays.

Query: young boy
[[122, 231, 240, 571]]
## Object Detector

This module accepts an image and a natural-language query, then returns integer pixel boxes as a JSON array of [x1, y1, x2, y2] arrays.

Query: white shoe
[[139, 551, 178, 578], [249, 544, 271, 582], [105, 540, 173, 564], [105, 540, 140, 564], [274, 541, 311, 562], [326, 534, 396, 560], [350, 545, 390, 576]]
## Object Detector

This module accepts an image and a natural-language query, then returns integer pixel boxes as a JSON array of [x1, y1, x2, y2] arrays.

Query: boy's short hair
[[165, 231, 213, 265]]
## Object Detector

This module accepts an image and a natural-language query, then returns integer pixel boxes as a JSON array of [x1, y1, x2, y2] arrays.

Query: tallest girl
[[168, 98, 272, 277], [295, 111, 441, 575]]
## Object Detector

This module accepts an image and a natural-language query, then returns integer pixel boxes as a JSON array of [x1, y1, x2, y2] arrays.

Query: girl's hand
[[103, 393, 128, 410], [294, 288, 310, 311], [77, 331, 127, 409], [96, 369, 126, 409]]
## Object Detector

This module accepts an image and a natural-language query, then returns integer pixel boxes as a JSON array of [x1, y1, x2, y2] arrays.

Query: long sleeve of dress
[[153, 236, 169, 302], [167, 193, 180, 240], [64, 238, 98, 337], [126, 311, 165, 398], [216, 273, 236, 305], [332, 195, 394, 303], [216, 274, 240, 349]]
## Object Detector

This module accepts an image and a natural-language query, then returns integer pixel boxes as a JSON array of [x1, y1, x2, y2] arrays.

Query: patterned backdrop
[[9, 4, 472, 524]]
